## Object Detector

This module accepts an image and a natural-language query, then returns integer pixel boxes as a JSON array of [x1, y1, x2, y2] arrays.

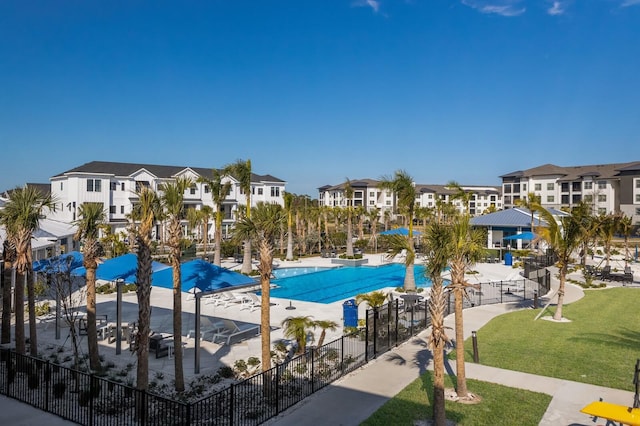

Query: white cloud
[[462, 0, 526, 17], [547, 1, 565, 15], [353, 0, 381, 13], [621, 0, 640, 7]]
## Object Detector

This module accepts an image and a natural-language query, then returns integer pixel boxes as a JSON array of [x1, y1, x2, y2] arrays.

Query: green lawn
[[365, 287, 640, 425], [361, 372, 551, 426], [460, 287, 640, 391]]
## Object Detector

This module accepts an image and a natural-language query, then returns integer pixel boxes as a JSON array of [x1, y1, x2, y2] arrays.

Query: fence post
[[372, 308, 378, 359], [89, 374, 95, 426], [311, 347, 315, 393], [394, 300, 399, 347], [340, 335, 345, 376], [229, 383, 234, 425], [275, 365, 280, 416], [45, 360, 50, 413], [534, 291, 538, 309], [365, 311, 369, 362]]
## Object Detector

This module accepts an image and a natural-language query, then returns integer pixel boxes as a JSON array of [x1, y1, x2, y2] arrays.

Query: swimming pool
[[268, 263, 431, 304], [271, 266, 333, 279]]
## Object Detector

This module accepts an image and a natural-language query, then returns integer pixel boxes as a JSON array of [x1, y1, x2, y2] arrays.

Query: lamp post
[[116, 278, 124, 355], [194, 293, 201, 374]]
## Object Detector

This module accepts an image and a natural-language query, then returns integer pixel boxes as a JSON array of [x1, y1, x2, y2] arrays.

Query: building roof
[[1, 183, 51, 197], [470, 208, 544, 228], [500, 161, 640, 181], [52, 161, 284, 184]]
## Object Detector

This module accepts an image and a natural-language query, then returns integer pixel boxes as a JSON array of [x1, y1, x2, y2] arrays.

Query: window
[[572, 182, 581, 192], [60, 182, 63, 190], [584, 194, 593, 203], [598, 208, 606, 215], [504, 196, 511, 204], [110, 182, 117, 191], [87, 179, 101, 192], [109, 205, 116, 214], [598, 194, 607, 202], [636, 208, 640, 215], [355, 191, 363, 198], [271, 187, 280, 197], [522, 184, 527, 191], [204, 185, 210, 194], [190, 185, 196, 195], [120, 206, 124, 214], [534, 183, 541, 191], [513, 184, 520, 193], [561, 183, 569, 192], [503, 184, 512, 194], [369, 191, 375, 197], [386, 191, 392, 197], [258, 188, 263, 195], [428, 194, 433, 199], [490, 195, 496, 202], [547, 195, 555, 203], [561, 195, 569, 204], [584, 181, 592, 190], [636, 180, 640, 189], [121, 182, 125, 191], [598, 180, 606, 190], [369, 200, 375, 205], [636, 194, 640, 203], [546, 183, 554, 191], [386, 200, 391, 206]]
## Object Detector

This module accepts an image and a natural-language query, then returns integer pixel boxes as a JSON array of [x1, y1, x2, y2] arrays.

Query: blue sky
[[1, 1, 639, 196]]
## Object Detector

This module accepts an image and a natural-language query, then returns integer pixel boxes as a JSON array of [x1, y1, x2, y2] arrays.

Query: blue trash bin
[[343, 299, 358, 328], [504, 252, 513, 266]]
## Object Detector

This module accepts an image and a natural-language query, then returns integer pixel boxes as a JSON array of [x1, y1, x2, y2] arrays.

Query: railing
[[0, 274, 552, 425]]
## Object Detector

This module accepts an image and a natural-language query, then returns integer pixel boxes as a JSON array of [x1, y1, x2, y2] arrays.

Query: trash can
[[504, 252, 513, 266], [343, 299, 358, 328]]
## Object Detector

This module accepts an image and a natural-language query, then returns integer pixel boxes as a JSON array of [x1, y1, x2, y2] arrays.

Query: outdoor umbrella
[[503, 232, 536, 241]]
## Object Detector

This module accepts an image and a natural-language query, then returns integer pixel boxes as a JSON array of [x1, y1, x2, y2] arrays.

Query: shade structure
[[379, 227, 421, 236], [151, 259, 256, 293], [33, 251, 84, 274], [503, 232, 536, 241], [72, 253, 170, 283]]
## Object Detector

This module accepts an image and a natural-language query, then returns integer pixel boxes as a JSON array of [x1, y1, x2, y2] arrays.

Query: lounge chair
[[205, 292, 237, 308], [187, 317, 224, 340], [212, 319, 260, 345], [240, 293, 261, 312]]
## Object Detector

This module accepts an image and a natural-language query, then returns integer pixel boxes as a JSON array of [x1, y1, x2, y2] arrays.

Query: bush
[[217, 366, 235, 379]]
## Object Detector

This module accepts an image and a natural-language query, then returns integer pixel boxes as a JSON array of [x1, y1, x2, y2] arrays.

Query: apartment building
[[47, 161, 286, 239], [500, 161, 640, 225], [318, 180, 502, 216]]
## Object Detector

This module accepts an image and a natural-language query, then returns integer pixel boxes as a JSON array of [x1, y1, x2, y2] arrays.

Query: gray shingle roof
[[500, 161, 640, 181], [53, 161, 284, 183]]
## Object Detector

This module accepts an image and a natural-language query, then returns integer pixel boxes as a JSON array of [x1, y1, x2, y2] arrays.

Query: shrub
[[217, 366, 234, 379]]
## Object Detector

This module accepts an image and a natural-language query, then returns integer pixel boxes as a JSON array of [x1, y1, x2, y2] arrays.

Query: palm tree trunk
[[241, 239, 252, 274], [214, 214, 222, 266], [553, 264, 566, 321], [259, 239, 272, 372], [346, 211, 354, 257], [454, 285, 468, 397], [429, 280, 447, 425], [136, 240, 152, 391], [86, 266, 101, 370], [286, 220, 294, 261], [403, 237, 416, 291], [14, 271, 25, 354], [1, 261, 13, 345], [172, 249, 185, 392]]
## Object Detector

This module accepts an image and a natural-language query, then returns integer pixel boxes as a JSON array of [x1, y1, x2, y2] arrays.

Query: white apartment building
[[500, 161, 640, 225], [47, 161, 286, 239], [318, 180, 501, 217]]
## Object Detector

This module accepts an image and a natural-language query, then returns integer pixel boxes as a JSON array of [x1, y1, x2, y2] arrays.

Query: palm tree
[[0, 186, 54, 355], [516, 192, 542, 251], [447, 181, 473, 216], [448, 213, 485, 398], [159, 177, 192, 392], [313, 319, 338, 349], [344, 179, 355, 257], [597, 213, 619, 268], [233, 202, 284, 372], [1, 236, 17, 345], [355, 290, 387, 309], [619, 214, 633, 267], [199, 169, 231, 265], [130, 186, 161, 390], [571, 201, 596, 268], [379, 170, 417, 291], [282, 316, 315, 355], [423, 220, 452, 426], [73, 202, 106, 371], [534, 204, 583, 320], [284, 192, 295, 260], [199, 205, 214, 260], [366, 208, 380, 251], [226, 159, 253, 274]]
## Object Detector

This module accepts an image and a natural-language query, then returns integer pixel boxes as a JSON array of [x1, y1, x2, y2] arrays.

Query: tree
[[159, 177, 192, 392], [515, 192, 541, 252], [423, 220, 452, 426], [233, 202, 284, 372], [447, 181, 473, 216], [73, 202, 106, 371], [571, 201, 596, 268], [313, 319, 338, 349], [366, 207, 380, 251], [355, 290, 387, 309], [199, 169, 231, 266], [596, 213, 619, 268], [281, 316, 315, 355], [1, 237, 17, 345], [619, 214, 633, 267], [130, 186, 161, 391], [344, 179, 355, 257], [226, 159, 253, 274], [0, 186, 54, 355], [379, 170, 417, 291], [284, 192, 295, 261], [447, 212, 485, 398], [534, 204, 583, 320]]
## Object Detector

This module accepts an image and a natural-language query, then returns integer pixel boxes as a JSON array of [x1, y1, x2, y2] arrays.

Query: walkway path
[[267, 272, 635, 426]]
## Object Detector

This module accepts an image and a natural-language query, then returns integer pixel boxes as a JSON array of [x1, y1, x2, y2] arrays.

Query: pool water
[[272, 267, 333, 279], [268, 263, 431, 304]]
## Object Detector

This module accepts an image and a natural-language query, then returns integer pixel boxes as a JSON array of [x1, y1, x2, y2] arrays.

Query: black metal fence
[[0, 270, 554, 425]]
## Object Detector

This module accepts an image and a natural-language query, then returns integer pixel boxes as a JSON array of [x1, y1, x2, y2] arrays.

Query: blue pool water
[[269, 263, 431, 304], [272, 267, 333, 279]]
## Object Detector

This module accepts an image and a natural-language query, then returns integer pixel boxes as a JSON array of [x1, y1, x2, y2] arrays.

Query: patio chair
[[187, 317, 224, 340], [205, 292, 237, 308], [212, 319, 260, 345]]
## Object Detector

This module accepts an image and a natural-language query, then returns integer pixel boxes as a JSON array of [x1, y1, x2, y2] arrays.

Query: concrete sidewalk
[[267, 281, 635, 426]]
